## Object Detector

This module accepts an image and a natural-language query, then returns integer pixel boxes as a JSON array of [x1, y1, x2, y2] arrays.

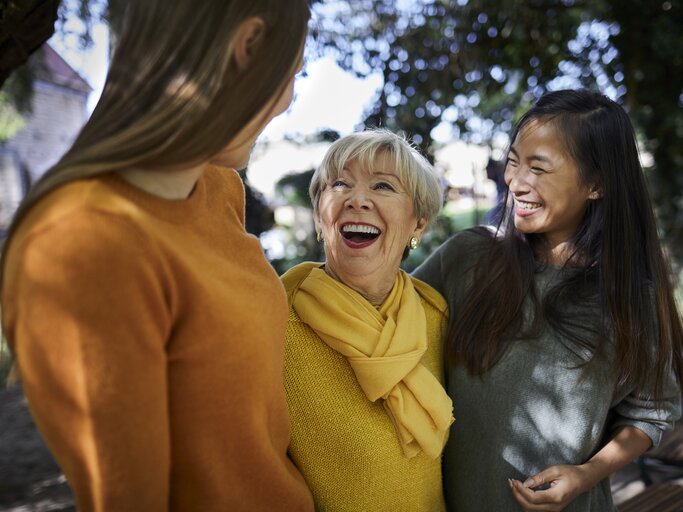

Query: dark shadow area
[[0, 385, 74, 511]]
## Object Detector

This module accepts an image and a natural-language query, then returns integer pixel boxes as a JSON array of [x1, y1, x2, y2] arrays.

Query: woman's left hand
[[508, 464, 591, 512]]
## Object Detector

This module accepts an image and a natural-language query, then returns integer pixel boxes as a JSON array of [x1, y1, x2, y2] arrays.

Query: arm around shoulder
[[412, 228, 490, 299]]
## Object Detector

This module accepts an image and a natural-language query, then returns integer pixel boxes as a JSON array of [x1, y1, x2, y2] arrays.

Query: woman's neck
[[117, 163, 207, 200], [323, 265, 394, 307], [536, 238, 587, 268]]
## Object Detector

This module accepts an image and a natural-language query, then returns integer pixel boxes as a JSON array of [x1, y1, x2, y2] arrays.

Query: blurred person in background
[[484, 156, 506, 225]]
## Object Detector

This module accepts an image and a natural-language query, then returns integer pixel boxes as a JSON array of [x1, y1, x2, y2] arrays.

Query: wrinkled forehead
[[323, 148, 404, 183]]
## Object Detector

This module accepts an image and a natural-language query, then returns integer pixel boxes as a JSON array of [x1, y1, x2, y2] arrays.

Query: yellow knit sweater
[[282, 264, 448, 512]]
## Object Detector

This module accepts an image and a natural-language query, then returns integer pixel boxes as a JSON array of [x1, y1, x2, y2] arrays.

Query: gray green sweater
[[413, 229, 681, 512]]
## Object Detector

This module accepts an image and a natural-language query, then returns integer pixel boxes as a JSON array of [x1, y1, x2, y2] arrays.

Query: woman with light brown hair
[[0, 1, 313, 510]]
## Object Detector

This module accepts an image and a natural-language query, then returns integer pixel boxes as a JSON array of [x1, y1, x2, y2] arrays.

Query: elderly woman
[[281, 129, 452, 511]]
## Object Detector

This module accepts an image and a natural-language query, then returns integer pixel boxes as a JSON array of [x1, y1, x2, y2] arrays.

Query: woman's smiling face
[[504, 120, 597, 248], [316, 152, 425, 302]]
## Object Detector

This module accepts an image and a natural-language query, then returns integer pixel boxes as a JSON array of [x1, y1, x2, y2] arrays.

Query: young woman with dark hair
[[0, 1, 313, 510], [414, 89, 682, 511]]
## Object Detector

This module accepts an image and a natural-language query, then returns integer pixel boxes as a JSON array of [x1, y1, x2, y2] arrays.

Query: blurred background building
[[0, 44, 90, 234]]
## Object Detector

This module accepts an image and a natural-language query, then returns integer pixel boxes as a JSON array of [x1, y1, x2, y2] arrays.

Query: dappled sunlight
[[164, 74, 209, 110], [498, 340, 617, 477]]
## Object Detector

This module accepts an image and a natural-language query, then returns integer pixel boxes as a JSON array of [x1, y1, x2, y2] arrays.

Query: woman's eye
[[374, 182, 395, 191], [331, 180, 348, 188], [506, 158, 518, 167], [530, 167, 546, 174]]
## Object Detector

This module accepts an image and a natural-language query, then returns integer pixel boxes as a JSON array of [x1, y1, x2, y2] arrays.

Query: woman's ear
[[413, 218, 428, 240], [588, 186, 603, 200], [313, 210, 322, 234], [232, 17, 266, 71]]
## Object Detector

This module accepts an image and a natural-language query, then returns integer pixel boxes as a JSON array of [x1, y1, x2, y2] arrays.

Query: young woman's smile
[[505, 120, 598, 254]]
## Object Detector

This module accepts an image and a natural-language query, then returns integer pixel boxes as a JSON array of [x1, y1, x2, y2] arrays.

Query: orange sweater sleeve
[[6, 210, 172, 511]]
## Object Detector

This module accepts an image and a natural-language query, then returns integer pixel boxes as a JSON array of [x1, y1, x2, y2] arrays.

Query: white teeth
[[516, 200, 542, 210], [342, 224, 380, 235]]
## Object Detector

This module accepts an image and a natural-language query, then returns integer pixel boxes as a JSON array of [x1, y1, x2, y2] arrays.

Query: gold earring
[[409, 236, 419, 250], [316, 231, 323, 243]]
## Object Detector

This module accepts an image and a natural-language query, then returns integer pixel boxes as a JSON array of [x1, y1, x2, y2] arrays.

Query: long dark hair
[[448, 89, 682, 401]]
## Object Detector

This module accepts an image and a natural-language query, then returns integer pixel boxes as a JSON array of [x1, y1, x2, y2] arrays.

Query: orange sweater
[[2, 166, 313, 511]]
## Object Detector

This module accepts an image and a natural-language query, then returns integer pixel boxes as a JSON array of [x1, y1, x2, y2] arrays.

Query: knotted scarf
[[292, 265, 454, 459]]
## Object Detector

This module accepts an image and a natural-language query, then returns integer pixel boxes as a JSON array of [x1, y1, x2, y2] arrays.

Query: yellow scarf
[[292, 265, 454, 459]]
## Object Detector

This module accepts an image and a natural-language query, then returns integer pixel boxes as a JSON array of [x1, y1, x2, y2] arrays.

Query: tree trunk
[[0, 0, 60, 88]]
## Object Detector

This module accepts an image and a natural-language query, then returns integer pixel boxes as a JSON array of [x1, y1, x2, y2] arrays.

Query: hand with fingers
[[508, 464, 592, 512], [508, 426, 654, 511]]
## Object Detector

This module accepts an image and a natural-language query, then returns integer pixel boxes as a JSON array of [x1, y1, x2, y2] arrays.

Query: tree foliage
[[0, 0, 122, 109], [0, 0, 60, 91], [310, 0, 683, 265], [2, 0, 682, 264]]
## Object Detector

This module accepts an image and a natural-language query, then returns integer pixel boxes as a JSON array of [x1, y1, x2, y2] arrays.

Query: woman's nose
[[345, 189, 373, 210], [505, 167, 528, 194]]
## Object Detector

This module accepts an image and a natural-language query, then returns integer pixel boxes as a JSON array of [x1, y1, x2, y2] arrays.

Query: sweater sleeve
[[610, 367, 681, 448], [6, 211, 172, 511], [608, 285, 682, 448], [413, 230, 486, 301]]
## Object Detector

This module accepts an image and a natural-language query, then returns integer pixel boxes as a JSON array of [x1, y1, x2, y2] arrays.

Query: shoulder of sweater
[[9, 203, 156, 275], [443, 227, 495, 254], [12, 178, 154, 249], [428, 228, 496, 278], [203, 165, 247, 226], [204, 165, 243, 195], [5, 176, 171, 280], [42, 176, 133, 215], [3, 197, 163, 330]]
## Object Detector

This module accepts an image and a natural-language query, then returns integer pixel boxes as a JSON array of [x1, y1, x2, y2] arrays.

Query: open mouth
[[515, 199, 542, 210], [340, 223, 381, 244]]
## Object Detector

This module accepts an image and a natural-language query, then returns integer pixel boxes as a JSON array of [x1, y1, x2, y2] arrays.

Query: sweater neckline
[[534, 259, 584, 275], [102, 169, 209, 223]]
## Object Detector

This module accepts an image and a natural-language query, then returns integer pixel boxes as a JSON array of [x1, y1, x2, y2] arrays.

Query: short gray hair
[[309, 129, 443, 225]]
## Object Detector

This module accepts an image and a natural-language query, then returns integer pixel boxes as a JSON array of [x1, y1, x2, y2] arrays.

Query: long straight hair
[[0, 0, 309, 296], [448, 89, 683, 401]]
